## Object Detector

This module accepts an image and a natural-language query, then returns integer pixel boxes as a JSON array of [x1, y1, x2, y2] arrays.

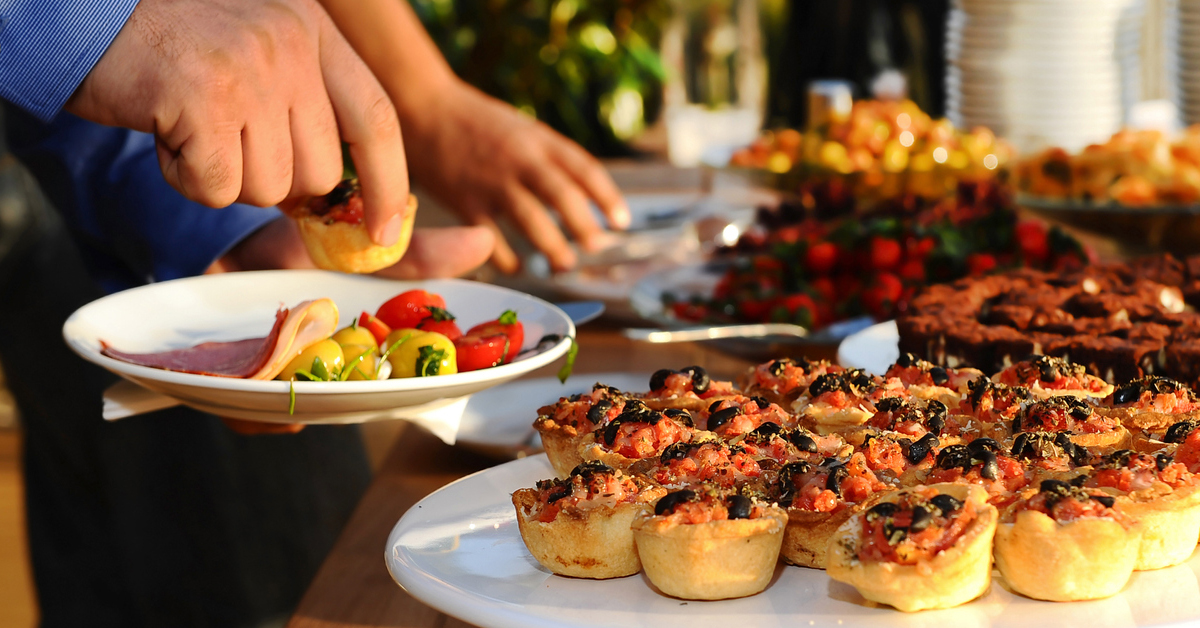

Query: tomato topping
[[857, 488, 975, 566], [533, 461, 642, 522]]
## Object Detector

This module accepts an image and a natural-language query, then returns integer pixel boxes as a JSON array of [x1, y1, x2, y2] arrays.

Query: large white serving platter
[[63, 271, 574, 424], [387, 454, 1200, 628], [836, 320, 899, 375]]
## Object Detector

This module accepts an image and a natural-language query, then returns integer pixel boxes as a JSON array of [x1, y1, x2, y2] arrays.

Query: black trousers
[[0, 210, 372, 627]]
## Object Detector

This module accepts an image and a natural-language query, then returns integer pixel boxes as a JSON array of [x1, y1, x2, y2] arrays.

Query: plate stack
[[1182, 0, 1200, 124], [946, 0, 1145, 152]]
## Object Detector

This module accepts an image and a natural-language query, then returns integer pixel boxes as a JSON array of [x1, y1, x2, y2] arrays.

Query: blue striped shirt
[[0, 0, 140, 121]]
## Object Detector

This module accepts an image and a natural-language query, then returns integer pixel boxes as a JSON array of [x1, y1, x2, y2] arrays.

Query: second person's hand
[[66, 0, 412, 246]]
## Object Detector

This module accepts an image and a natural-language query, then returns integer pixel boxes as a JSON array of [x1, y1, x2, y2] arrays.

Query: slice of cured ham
[[101, 299, 340, 380]]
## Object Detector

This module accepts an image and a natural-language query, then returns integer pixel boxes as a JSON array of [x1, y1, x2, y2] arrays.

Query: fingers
[[317, 17, 409, 246], [458, 201, 520, 273], [521, 167, 606, 254], [505, 184, 577, 271], [289, 96, 343, 198], [156, 115, 245, 208], [376, 226, 495, 279], [238, 114, 295, 206], [221, 418, 306, 435], [551, 138, 629, 229]]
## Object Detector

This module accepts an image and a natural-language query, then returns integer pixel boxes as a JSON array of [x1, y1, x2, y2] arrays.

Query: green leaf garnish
[[293, 369, 319, 382], [499, 310, 518, 325], [416, 345, 447, 377], [426, 306, 456, 322], [289, 381, 296, 415], [337, 351, 372, 381], [557, 337, 579, 383], [378, 334, 411, 364], [351, 316, 359, 330], [311, 357, 331, 381]]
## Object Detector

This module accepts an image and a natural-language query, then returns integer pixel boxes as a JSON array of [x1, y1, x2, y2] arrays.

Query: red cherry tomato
[[1015, 221, 1050, 263], [357, 311, 392, 347], [966, 253, 998, 276], [861, 272, 904, 320], [898, 258, 926, 282], [868, 236, 902, 271], [376, 290, 447, 330], [466, 310, 524, 364], [416, 307, 463, 340], [773, 294, 818, 328], [805, 242, 839, 275], [454, 333, 510, 372]]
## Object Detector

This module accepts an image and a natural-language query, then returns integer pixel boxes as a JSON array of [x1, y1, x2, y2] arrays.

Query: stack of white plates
[[1181, 0, 1200, 123], [946, 0, 1145, 152]]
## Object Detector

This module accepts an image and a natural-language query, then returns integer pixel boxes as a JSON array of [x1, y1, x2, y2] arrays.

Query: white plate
[[456, 372, 652, 455], [386, 453, 1200, 628], [63, 271, 575, 424], [836, 320, 899, 375]]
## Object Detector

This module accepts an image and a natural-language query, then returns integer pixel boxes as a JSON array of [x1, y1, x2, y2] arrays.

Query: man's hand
[[402, 84, 629, 273], [67, 0, 411, 246]]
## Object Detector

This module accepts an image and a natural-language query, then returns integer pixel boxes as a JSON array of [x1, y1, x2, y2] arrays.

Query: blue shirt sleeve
[[6, 105, 280, 294], [0, 0, 140, 122]]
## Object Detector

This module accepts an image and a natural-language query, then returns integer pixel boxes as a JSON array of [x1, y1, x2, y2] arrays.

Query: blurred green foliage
[[412, 0, 672, 155]]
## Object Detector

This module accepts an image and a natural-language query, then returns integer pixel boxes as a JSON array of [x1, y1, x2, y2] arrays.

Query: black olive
[[546, 484, 572, 504], [749, 396, 771, 410], [909, 506, 932, 532], [884, 522, 908, 545], [896, 352, 917, 368], [876, 396, 907, 413], [968, 438, 1001, 455], [649, 369, 675, 391], [323, 179, 358, 206], [826, 465, 849, 496], [1069, 474, 1088, 487], [849, 370, 874, 389], [655, 490, 697, 516], [1011, 416, 1022, 434], [662, 408, 693, 427], [1010, 432, 1033, 458], [907, 433, 940, 464], [601, 419, 624, 446], [807, 373, 838, 397], [788, 430, 819, 453], [708, 400, 724, 414], [779, 461, 811, 486], [926, 412, 946, 435], [1036, 356, 1060, 381], [1156, 453, 1174, 471], [586, 399, 613, 424], [1040, 479, 1072, 495], [567, 393, 584, 403], [929, 493, 962, 515], [1106, 449, 1134, 468], [708, 406, 743, 431], [570, 460, 613, 479], [1165, 420, 1199, 444], [968, 377, 992, 406], [866, 501, 899, 521], [1112, 383, 1139, 406], [977, 451, 1001, 480], [750, 422, 783, 439], [936, 445, 971, 471], [727, 495, 753, 519], [929, 366, 950, 386], [682, 366, 710, 393], [660, 442, 692, 464], [1068, 403, 1092, 421], [1091, 494, 1116, 509]]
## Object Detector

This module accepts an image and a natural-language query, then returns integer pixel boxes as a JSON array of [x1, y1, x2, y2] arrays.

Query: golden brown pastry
[[513, 461, 666, 579], [532, 384, 629, 478], [826, 483, 997, 612], [631, 489, 786, 600], [286, 181, 417, 274], [994, 479, 1141, 601]]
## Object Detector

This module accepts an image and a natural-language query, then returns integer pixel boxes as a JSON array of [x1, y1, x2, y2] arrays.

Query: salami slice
[[102, 309, 289, 378]]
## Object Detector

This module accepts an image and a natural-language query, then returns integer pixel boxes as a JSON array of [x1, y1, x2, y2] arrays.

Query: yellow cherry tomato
[[277, 339, 344, 381], [341, 344, 378, 381], [388, 331, 457, 378], [332, 324, 378, 350], [382, 328, 422, 356]]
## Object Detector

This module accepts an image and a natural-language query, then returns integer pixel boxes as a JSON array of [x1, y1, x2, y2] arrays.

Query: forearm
[[317, 0, 459, 122]]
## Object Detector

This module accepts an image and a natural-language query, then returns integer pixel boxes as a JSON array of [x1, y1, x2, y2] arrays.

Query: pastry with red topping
[[513, 461, 667, 578], [992, 354, 1115, 399], [284, 180, 417, 274], [1014, 397, 1129, 449], [885, 353, 983, 405], [534, 384, 630, 478], [994, 478, 1140, 601], [580, 400, 692, 471], [631, 489, 787, 600], [827, 483, 997, 612], [700, 395, 792, 438], [1099, 376, 1200, 433], [742, 358, 843, 406], [644, 439, 764, 490], [640, 366, 737, 412]]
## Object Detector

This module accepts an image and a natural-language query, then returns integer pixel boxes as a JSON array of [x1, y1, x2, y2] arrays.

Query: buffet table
[[286, 326, 832, 628]]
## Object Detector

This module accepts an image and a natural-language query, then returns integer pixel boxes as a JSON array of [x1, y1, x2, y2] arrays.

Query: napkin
[[102, 380, 470, 444]]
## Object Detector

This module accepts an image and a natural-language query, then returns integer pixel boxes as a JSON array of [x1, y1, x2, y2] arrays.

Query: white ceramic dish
[[63, 271, 575, 424], [456, 372, 652, 456], [836, 320, 899, 375], [386, 453, 1200, 628]]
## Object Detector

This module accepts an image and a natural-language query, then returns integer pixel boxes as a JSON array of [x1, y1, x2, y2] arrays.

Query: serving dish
[[63, 271, 574, 424], [386, 453, 1200, 628], [1018, 194, 1200, 257], [836, 321, 900, 375], [629, 261, 874, 360]]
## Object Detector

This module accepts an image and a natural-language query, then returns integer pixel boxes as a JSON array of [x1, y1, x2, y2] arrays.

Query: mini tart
[[1097, 376, 1200, 433], [991, 354, 1115, 400], [827, 483, 997, 612], [1087, 449, 1200, 571], [292, 190, 418, 274], [533, 389, 629, 478], [740, 358, 841, 406], [512, 461, 666, 579], [631, 490, 787, 600], [1014, 397, 1131, 450], [579, 402, 692, 472], [793, 370, 889, 435], [639, 366, 738, 412], [993, 480, 1141, 601]]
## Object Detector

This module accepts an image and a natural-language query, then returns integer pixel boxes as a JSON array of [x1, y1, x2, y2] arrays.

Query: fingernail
[[611, 203, 631, 230], [378, 213, 403, 246]]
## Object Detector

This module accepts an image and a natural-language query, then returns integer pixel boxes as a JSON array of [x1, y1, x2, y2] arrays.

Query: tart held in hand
[[285, 179, 418, 274]]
